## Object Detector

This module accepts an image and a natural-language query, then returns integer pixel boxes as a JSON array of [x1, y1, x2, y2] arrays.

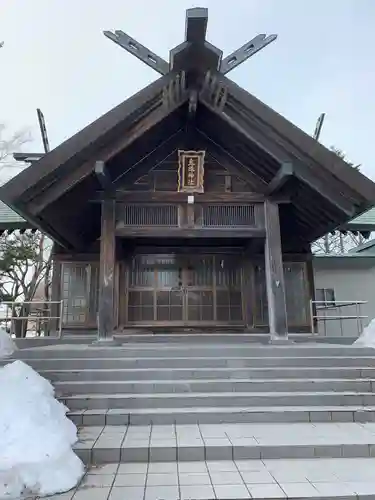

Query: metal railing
[[310, 300, 368, 337], [0, 300, 64, 338]]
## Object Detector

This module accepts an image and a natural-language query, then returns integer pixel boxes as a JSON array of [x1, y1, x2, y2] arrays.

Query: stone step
[[54, 378, 375, 394], [15, 344, 375, 359], [73, 422, 375, 466], [76, 457, 375, 500], [61, 391, 375, 410], [116, 333, 312, 344], [12, 355, 375, 370], [40, 366, 375, 381], [69, 405, 375, 427]]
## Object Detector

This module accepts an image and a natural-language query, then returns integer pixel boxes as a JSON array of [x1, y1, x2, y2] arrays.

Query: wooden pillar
[[264, 200, 288, 340], [98, 199, 116, 340], [306, 253, 317, 333]]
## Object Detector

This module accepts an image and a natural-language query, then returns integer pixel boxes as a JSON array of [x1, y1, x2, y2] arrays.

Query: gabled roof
[[0, 8, 375, 250]]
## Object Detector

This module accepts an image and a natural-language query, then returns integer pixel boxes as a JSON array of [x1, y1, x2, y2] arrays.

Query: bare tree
[[0, 125, 52, 337], [312, 147, 367, 255], [0, 124, 30, 183], [0, 231, 52, 337]]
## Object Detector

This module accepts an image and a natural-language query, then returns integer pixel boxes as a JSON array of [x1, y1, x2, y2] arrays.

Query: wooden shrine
[[2, 8, 375, 339]]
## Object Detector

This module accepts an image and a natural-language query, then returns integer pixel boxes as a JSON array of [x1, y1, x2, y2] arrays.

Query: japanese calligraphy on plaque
[[177, 150, 205, 193]]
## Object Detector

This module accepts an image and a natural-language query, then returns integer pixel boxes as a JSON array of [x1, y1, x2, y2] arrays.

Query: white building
[[313, 239, 375, 338]]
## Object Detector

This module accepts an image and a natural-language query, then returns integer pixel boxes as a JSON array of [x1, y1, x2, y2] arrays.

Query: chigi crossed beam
[[13, 8, 276, 166], [103, 7, 277, 76]]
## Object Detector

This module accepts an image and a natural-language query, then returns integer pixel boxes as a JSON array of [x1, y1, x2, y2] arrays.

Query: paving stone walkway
[[40, 457, 375, 499]]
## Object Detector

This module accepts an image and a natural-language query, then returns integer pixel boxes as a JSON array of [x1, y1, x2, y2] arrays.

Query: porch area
[[56, 240, 312, 336]]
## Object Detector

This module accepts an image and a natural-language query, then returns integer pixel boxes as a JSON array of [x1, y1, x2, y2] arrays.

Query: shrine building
[[1, 8, 375, 340]]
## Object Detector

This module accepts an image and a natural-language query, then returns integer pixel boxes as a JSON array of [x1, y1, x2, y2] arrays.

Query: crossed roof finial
[[103, 7, 276, 77]]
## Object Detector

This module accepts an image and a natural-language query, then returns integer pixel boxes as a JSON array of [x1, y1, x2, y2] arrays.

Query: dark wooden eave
[[219, 74, 375, 204], [1, 72, 183, 208]]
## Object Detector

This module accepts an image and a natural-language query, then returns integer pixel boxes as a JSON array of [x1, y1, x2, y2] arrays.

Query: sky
[[0, 0, 374, 180]]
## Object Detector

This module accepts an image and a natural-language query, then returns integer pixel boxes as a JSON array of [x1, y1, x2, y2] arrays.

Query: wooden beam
[[93, 191, 269, 203], [103, 30, 169, 75], [220, 34, 277, 75], [194, 129, 268, 193], [98, 200, 116, 340], [94, 161, 113, 191], [264, 200, 288, 340], [112, 128, 184, 187], [266, 162, 294, 195], [115, 227, 266, 238], [185, 7, 208, 43], [13, 152, 44, 163], [28, 93, 188, 215], [54, 253, 100, 262], [188, 90, 198, 118]]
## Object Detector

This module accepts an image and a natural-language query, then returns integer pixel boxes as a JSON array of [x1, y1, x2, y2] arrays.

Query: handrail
[[0, 300, 64, 338], [310, 300, 368, 337]]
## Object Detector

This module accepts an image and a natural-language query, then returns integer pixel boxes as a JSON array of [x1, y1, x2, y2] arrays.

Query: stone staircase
[[9, 335, 375, 499]]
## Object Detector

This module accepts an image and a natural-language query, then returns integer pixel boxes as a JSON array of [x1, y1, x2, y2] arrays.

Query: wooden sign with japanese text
[[178, 150, 205, 193]]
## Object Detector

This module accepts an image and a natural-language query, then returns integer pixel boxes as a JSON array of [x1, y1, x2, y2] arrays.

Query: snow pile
[[0, 328, 16, 358], [354, 318, 375, 348], [0, 360, 84, 499]]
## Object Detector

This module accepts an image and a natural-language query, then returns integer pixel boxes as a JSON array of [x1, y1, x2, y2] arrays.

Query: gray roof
[[343, 207, 375, 231], [0, 201, 32, 230], [348, 237, 375, 254], [0, 201, 24, 223], [313, 252, 375, 270]]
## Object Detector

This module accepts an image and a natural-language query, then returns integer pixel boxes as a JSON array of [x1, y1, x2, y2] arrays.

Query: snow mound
[[354, 318, 375, 348], [0, 360, 84, 499], [0, 328, 16, 358]]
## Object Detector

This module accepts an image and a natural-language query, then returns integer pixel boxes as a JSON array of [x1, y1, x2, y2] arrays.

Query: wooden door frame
[[118, 250, 247, 328]]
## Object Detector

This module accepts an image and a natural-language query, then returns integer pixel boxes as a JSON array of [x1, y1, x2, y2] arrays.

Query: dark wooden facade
[[2, 8, 375, 337]]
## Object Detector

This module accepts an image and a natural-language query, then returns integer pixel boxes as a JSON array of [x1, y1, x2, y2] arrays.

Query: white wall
[[313, 262, 375, 337]]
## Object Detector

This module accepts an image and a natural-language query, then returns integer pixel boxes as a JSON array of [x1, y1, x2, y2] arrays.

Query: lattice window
[[61, 263, 99, 326], [202, 205, 255, 227], [122, 205, 178, 226]]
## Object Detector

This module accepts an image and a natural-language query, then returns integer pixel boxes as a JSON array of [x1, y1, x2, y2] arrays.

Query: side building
[[314, 239, 375, 338]]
